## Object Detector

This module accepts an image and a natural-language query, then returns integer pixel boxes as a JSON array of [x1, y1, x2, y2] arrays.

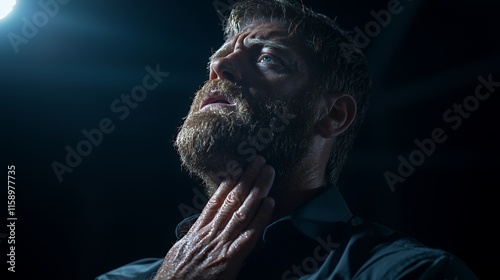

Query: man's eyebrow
[[243, 37, 293, 55], [208, 38, 293, 62]]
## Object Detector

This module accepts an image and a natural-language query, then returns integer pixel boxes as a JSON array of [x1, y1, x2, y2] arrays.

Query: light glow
[[0, 0, 16, 20]]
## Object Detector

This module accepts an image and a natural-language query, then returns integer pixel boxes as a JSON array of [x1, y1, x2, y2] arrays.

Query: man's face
[[175, 22, 321, 194]]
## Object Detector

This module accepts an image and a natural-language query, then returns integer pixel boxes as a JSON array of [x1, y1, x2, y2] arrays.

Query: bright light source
[[0, 0, 16, 20]]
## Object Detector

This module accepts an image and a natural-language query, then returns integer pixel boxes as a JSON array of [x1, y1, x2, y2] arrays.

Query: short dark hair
[[224, 0, 372, 185]]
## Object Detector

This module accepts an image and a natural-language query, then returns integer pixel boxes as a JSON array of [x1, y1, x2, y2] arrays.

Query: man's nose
[[209, 55, 243, 83]]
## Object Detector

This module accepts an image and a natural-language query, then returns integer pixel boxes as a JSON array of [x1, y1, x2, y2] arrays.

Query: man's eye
[[257, 54, 282, 66]]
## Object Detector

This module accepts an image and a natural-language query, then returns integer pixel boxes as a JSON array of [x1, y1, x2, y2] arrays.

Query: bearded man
[[96, 0, 479, 279]]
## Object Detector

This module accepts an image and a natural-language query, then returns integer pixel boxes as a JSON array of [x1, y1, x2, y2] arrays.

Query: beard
[[174, 79, 319, 196]]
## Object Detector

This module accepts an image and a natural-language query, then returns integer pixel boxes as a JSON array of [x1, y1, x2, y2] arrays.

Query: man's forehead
[[229, 21, 299, 43], [214, 22, 307, 57]]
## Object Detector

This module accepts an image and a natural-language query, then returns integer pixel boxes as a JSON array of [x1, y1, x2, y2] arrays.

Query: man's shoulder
[[330, 222, 480, 280]]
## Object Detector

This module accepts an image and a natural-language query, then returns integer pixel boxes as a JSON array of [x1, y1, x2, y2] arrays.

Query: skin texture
[[155, 22, 356, 280], [174, 21, 320, 197], [155, 156, 275, 280]]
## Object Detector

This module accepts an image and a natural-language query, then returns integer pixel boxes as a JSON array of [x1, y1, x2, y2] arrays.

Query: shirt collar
[[175, 186, 353, 241], [263, 186, 353, 242]]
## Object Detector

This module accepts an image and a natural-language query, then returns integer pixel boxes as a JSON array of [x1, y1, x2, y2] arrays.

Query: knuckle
[[240, 230, 252, 242], [225, 191, 242, 208], [232, 209, 247, 222], [206, 195, 223, 208]]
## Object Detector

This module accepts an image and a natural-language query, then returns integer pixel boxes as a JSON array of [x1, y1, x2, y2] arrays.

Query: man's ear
[[315, 92, 357, 139]]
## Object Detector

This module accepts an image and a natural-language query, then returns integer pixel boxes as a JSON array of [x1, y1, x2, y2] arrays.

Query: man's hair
[[223, 0, 372, 185]]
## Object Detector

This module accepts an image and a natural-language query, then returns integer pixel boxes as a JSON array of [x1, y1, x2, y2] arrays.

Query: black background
[[1, 0, 499, 279]]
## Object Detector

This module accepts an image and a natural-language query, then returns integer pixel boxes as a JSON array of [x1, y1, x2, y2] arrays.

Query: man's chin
[[179, 154, 250, 196]]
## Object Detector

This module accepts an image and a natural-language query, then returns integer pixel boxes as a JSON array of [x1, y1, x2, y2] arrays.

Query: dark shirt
[[95, 187, 479, 279]]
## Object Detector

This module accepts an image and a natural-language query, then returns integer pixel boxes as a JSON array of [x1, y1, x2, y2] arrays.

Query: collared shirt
[[95, 187, 479, 280]]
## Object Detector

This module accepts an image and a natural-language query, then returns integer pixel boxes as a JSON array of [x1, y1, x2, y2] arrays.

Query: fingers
[[194, 177, 236, 227], [223, 164, 275, 236], [160, 156, 275, 280], [231, 196, 275, 259], [211, 156, 267, 229], [190, 155, 270, 232]]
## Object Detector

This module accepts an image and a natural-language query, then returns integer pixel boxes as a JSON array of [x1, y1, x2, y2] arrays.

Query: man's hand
[[154, 156, 275, 280]]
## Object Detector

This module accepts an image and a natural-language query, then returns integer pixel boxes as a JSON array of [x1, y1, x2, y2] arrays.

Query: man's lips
[[199, 91, 236, 110]]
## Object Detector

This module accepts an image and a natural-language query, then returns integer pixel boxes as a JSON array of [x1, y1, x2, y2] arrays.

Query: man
[[96, 0, 479, 279]]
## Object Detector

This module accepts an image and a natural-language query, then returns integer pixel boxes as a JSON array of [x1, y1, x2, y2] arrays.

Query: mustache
[[195, 79, 246, 102]]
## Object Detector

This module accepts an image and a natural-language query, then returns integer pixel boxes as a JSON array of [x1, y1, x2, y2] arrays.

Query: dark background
[[1, 0, 498, 279]]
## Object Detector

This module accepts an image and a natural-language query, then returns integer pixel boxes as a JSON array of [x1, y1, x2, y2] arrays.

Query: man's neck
[[268, 163, 328, 221]]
